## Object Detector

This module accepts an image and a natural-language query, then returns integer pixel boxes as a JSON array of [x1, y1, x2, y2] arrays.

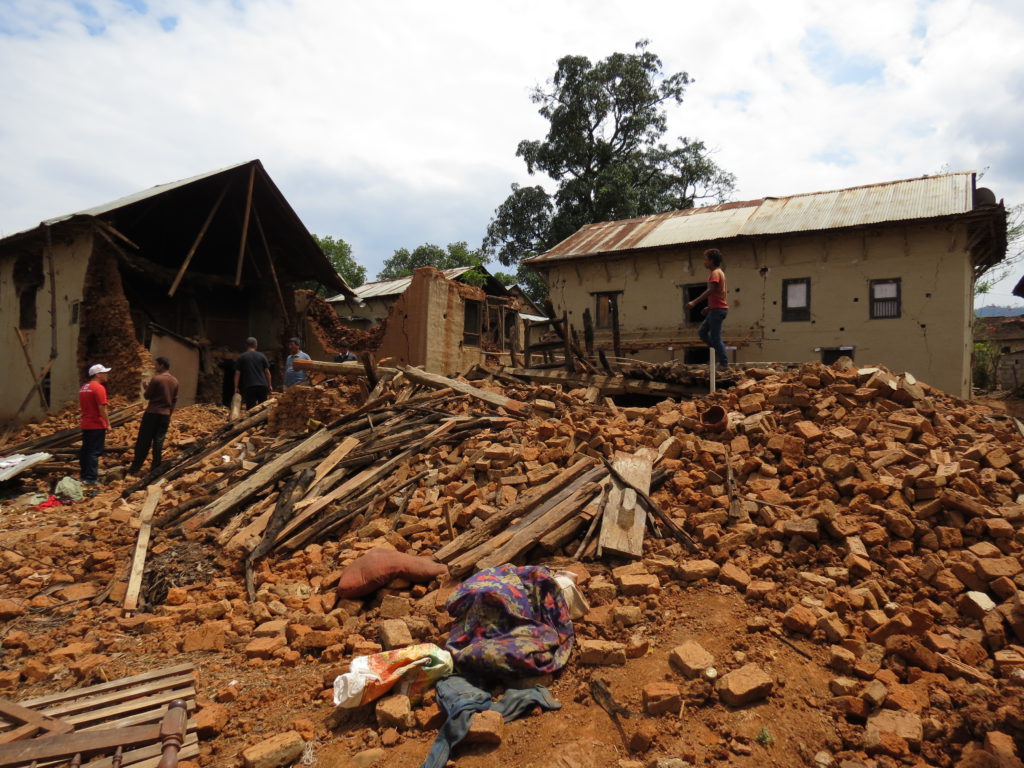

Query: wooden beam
[[0, 697, 72, 744], [123, 484, 163, 613], [252, 206, 289, 318], [399, 365, 530, 415], [168, 182, 229, 298], [504, 367, 698, 397], [0, 358, 56, 450], [13, 328, 47, 410], [0, 722, 162, 764], [235, 165, 256, 286], [292, 359, 398, 377], [190, 429, 334, 529]]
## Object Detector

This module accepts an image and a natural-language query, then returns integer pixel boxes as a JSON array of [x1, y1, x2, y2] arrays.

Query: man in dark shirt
[[334, 343, 357, 363], [129, 357, 179, 474], [234, 337, 272, 408]]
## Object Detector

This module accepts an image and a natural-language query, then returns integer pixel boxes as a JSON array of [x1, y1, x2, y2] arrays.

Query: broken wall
[[0, 228, 93, 423], [542, 222, 975, 397]]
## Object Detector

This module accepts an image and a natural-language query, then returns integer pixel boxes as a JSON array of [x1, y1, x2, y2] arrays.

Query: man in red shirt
[[129, 357, 179, 475], [79, 363, 110, 484], [685, 248, 729, 369]]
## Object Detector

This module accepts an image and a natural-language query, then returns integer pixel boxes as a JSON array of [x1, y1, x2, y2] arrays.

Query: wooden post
[[15, 328, 48, 409], [253, 207, 289, 318], [45, 225, 57, 361], [610, 294, 621, 359], [582, 308, 594, 357], [169, 182, 229, 297], [710, 348, 716, 394], [359, 351, 380, 389], [562, 312, 573, 372], [235, 165, 256, 286], [123, 484, 164, 613]]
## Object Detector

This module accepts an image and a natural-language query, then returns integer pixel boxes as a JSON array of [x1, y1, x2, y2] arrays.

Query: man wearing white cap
[[79, 364, 111, 484]]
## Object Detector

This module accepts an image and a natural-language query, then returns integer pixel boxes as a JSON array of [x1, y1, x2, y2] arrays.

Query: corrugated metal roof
[[327, 267, 474, 303], [528, 172, 982, 264], [0, 452, 51, 482]]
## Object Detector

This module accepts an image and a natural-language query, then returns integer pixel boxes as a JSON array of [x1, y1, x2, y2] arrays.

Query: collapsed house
[[328, 266, 529, 374], [525, 172, 1007, 398], [975, 315, 1024, 391], [0, 159, 354, 424]]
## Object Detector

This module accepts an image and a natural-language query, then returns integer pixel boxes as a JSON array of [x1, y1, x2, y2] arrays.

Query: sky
[[2, 0, 1024, 304]]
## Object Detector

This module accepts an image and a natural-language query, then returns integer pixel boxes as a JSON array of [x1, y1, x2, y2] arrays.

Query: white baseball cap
[[88, 364, 112, 376]]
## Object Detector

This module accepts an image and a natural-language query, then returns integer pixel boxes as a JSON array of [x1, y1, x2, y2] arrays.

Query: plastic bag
[[552, 570, 590, 620], [54, 476, 84, 501], [332, 643, 452, 708]]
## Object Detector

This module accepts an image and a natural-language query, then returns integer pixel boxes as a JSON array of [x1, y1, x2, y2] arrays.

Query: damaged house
[[328, 266, 527, 374], [0, 159, 353, 424], [525, 172, 1007, 398]]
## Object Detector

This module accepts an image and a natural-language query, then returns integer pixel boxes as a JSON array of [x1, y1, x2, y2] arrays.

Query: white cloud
[[0, 0, 1022, 297]]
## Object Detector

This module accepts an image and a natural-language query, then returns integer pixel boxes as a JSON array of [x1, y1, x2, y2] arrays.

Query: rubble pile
[[2, 360, 1024, 767], [299, 290, 384, 353]]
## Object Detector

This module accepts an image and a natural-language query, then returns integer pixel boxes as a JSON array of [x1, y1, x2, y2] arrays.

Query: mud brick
[[940, 489, 988, 517], [885, 636, 939, 671], [833, 695, 870, 719], [70, 654, 110, 679], [861, 679, 888, 709], [642, 682, 682, 715], [984, 731, 1023, 768], [783, 604, 818, 635], [819, 614, 850, 642], [854, 658, 881, 679], [612, 606, 644, 627], [579, 639, 626, 666], [994, 648, 1024, 675], [245, 636, 286, 659], [746, 580, 777, 600], [931, 569, 965, 594], [376, 694, 413, 729], [958, 591, 996, 620], [884, 511, 915, 539], [618, 574, 661, 595], [829, 677, 860, 696], [793, 421, 823, 441], [869, 614, 913, 644], [195, 702, 229, 737], [378, 619, 413, 649], [182, 622, 228, 652], [716, 664, 773, 707], [830, 426, 858, 443], [254, 620, 288, 637], [379, 595, 411, 619], [969, 541, 1004, 558], [669, 640, 715, 678], [867, 710, 922, 749], [142, 616, 177, 633], [830, 645, 857, 674], [738, 392, 765, 414], [242, 731, 305, 768], [464, 709, 503, 744], [677, 559, 719, 582], [986, 518, 1016, 539], [991, 576, 1019, 600], [934, 526, 964, 549], [982, 612, 1007, 650], [977, 557, 1023, 582], [783, 517, 820, 541], [951, 562, 987, 592], [718, 562, 750, 591], [986, 448, 1013, 470]]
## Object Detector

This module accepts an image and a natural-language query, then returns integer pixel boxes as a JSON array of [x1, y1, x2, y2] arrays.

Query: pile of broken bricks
[[2, 359, 1024, 767]]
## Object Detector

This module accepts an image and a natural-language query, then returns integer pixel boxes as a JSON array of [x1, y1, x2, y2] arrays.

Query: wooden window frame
[[781, 278, 811, 322], [870, 278, 901, 319], [463, 299, 482, 346], [592, 291, 622, 330]]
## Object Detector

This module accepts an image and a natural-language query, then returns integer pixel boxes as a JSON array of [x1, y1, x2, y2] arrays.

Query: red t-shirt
[[708, 269, 728, 309], [79, 381, 108, 429]]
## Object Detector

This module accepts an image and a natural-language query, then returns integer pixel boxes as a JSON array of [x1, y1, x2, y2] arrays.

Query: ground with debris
[[2, 361, 1024, 768]]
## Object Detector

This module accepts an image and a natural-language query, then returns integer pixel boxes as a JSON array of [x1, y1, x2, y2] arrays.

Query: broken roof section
[[327, 266, 509, 304], [527, 172, 1006, 275], [1, 159, 357, 300]]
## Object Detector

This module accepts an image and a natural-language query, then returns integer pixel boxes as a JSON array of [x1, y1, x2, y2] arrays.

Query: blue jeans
[[80, 429, 106, 483], [699, 308, 728, 366]]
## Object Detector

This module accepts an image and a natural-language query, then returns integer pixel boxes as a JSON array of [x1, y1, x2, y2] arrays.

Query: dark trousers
[[130, 413, 170, 472], [242, 385, 269, 409], [80, 429, 106, 483], [699, 307, 729, 366]]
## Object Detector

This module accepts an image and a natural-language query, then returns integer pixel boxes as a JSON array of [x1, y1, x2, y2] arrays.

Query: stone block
[[241, 731, 305, 768], [579, 639, 627, 666], [679, 559, 720, 581], [669, 640, 715, 678], [716, 664, 773, 707], [375, 694, 413, 729], [464, 709, 503, 744], [378, 619, 413, 649], [642, 682, 681, 715], [783, 604, 818, 635]]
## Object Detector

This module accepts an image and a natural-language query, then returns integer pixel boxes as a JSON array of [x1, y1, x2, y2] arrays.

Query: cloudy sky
[[2, 0, 1023, 303]]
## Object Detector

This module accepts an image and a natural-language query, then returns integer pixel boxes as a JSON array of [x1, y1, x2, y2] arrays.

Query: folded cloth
[[445, 564, 574, 677], [419, 674, 560, 768], [332, 643, 452, 708]]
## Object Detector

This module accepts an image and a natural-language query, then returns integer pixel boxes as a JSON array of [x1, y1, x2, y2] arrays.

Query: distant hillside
[[976, 305, 1024, 317]]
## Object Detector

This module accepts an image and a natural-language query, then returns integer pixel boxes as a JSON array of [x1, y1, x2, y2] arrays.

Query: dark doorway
[[682, 284, 705, 324], [821, 347, 854, 365]]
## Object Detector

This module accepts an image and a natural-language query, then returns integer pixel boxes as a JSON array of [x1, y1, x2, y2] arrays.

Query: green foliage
[[975, 202, 1024, 294], [483, 40, 736, 289], [312, 234, 366, 288], [973, 339, 1001, 389], [755, 728, 774, 746], [377, 241, 486, 281]]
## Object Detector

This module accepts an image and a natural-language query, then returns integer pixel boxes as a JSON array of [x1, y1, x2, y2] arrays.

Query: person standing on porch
[[685, 248, 729, 369], [79, 363, 110, 485]]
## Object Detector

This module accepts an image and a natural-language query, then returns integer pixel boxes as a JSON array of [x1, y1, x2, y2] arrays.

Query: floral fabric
[[444, 564, 574, 677]]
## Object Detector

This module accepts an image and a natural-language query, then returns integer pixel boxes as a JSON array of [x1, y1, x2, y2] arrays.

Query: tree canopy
[[312, 234, 365, 288], [483, 41, 736, 300], [377, 241, 487, 282]]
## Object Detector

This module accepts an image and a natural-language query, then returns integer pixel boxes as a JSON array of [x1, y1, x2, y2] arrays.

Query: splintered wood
[[598, 448, 654, 559]]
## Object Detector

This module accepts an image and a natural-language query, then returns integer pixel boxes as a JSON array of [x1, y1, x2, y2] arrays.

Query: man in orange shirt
[[685, 248, 729, 369], [79, 363, 111, 484], [129, 357, 179, 475]]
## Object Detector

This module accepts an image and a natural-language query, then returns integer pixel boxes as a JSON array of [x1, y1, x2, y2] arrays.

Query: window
[[70, 301, 81, 325], [13, 252, 43, 331], [870, 279, 901, 319], [463, 299, 482, 346], [594, 292, 621, 329], [682, 284, 705, 324], [782, 278, 810, 321]]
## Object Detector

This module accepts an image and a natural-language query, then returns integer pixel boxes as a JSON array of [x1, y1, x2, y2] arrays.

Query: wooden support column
[[15, 328, 47, 409], [253, 207, 289, 318], [235, 165, 256, 286], [610, 294, 622, 359], [169, 182, 229, 297], [582, 308, 594, 357], [562, 311, 573, 372]]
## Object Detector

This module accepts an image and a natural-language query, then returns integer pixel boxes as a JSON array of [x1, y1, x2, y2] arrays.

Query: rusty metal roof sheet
[[327, 267, 474, 303], [528, 172, 981, 264]]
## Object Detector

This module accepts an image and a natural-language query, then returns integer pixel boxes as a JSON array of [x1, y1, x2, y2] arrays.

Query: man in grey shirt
[[284, 337, 311, 388]]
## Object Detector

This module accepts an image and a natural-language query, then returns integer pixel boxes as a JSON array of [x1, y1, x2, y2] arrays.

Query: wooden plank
[[0, 698, 72, 744], [598, 449, 654, 559], [20, 665, 194, 710], [14, 328, 48, 410], [503, 367, 696, 397], [84, 732, 198, 768], [191, 429, 334, 529], [56, 686, 196, 729], [76, 699, 196, 732], [37, 675, 195, 721], [123, 485, 163, 613], [474, 482, 602, 572], [435, 457, 597, 563], [235, 164, 256, 286], [399, 366, 531, 416], [291, 359, 398, 377], [311, 436, 359, 487], [252, 206, 289, 318], [0, 723, 161, 764], [168, 182, 229, 297]]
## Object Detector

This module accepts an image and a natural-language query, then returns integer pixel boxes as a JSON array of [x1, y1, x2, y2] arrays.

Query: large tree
[[483, 41, 735, 299], [377, 241, 487, 282], [312, 234, 366, 288]]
